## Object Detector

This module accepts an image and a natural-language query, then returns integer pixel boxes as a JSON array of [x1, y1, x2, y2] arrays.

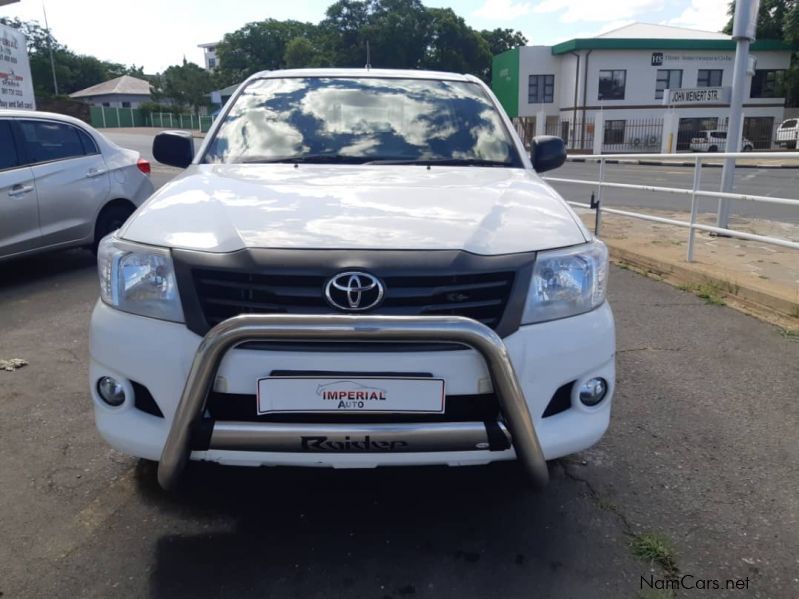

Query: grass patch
[[678, 282, 726, 305], [778, 328, 799, 342], [597, 497, 618, 512], [630, 533, 679, 576]]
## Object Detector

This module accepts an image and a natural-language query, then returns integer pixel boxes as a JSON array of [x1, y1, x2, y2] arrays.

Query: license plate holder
[[256, 376, 446, 415]]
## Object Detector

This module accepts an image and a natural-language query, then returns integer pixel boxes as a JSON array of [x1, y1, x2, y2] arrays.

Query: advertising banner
[[0, 22, 36, 110]]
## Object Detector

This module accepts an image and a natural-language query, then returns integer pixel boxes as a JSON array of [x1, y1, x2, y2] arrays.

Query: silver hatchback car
[[0, 110, 154, 261]]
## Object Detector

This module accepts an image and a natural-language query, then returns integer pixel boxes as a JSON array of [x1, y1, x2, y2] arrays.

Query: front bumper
[[90, 302, 615, 489]]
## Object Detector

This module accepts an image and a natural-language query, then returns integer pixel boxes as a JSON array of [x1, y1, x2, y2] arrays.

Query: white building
[[69, 75, 151, 109], [198, 42, 220, 71], [492, 23, 793, 152]]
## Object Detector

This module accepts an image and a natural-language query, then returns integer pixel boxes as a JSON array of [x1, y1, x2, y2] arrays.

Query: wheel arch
[[93, 198, 137, 243]]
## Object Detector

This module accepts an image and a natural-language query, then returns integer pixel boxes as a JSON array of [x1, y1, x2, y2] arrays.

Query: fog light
[[97, 376, 126, 406], [578, 378, 607, 406]]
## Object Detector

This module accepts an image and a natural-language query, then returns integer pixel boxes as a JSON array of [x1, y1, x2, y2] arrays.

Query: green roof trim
[[551, 37, 792, 55]]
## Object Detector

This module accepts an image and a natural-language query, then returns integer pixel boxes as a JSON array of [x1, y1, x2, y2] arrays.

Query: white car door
[[17, 118, 110, 248], [0, 118, 40, 258]]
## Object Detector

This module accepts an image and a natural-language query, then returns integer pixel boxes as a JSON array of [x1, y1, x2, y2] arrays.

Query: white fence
[[543, 151, 799, 262]]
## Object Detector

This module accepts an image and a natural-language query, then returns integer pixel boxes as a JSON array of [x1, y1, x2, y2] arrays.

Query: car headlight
[[97, 235, 184, 322], [522, 239, 608, 324]]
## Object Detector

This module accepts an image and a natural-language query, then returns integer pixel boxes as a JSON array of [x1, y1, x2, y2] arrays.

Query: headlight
[[98, 235, 184, 322], [522, 239, 608, 324]]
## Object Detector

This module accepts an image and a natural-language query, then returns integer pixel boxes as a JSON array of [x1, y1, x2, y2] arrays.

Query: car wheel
[[742, 145, 753, 152], [93, 203, 134, 253], [708, 145, 718, 152], [789, 141, 797, 150]]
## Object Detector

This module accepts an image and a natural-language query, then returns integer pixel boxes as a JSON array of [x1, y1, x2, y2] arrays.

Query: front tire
[[708, 145, 718, 152], [93, 204, 134, 253], [742, 144, 753, 152]]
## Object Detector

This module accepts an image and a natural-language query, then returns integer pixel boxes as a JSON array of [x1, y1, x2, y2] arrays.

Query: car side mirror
[[153, 131, 195, 168], [530, 135, 566, 173]]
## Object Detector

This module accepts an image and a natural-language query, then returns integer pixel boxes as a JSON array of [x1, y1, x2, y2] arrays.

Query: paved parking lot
[[1, 246, 797, 597]]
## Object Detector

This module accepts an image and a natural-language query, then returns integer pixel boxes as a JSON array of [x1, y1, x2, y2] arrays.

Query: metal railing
[[543, 151, 799, 261]]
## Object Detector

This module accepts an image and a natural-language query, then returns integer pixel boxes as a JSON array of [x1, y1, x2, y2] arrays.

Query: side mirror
[[153, 131, 195, 168], [530, 135, 566, 173]]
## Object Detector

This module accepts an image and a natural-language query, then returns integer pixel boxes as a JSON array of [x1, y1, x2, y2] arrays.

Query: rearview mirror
[[530, 135, 566, 173], [153, 131, 195, 168]]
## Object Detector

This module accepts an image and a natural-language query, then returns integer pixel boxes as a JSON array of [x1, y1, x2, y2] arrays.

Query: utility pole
[[717, 0, 760, 229], [42, 2, 58, 96]]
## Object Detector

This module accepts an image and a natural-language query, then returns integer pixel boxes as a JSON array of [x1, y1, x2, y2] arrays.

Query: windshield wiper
[[239, 154, 367, 165], [364, 157, 515, 167]]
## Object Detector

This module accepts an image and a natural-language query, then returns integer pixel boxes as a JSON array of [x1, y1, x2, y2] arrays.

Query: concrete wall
[[518, 46, 561, 118], [81, 94, 150, 108]]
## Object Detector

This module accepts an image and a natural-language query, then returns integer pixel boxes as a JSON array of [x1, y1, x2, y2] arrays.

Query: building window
[[208, 57, 216, 69], [697, 69, 723, 87], [121, 101, 131, 108], [750, 69, 785, 98], [102, 102, 110, 107], [598, 70, 626, 100], [604, 120, 626, 145], [655, 69, 682, 99], [527, 74, 554, 104]]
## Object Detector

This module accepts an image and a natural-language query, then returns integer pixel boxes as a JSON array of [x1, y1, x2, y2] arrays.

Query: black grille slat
[[385, 279, 510, 299], [191, 267, 515, 333]]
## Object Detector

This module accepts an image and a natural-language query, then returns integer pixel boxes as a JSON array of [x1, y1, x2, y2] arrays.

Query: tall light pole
[[717, 0, 760, 229], [42, 2, 58, 95]]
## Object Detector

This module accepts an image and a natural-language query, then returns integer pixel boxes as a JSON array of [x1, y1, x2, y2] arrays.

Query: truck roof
[[247, 68, 479, 83]]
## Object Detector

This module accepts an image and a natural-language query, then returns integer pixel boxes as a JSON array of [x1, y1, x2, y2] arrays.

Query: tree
[[159, 60, 213, 110], [215, 19, 319, 85], [0, 17, 61, 53], [724, 0, 799, 106], [364, 0, 432, 69], [723, 0, 795, 38], [480, 28, 528, 57], [318, 0, 371, 67], [284, 37, 319, 68], [423, 8, 491, 76]]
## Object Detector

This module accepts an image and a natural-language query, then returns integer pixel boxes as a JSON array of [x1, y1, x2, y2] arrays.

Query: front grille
[[192, 269, 515, 331]]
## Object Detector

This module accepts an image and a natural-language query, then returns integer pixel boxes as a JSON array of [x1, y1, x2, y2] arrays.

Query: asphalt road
[[104, 130, 192, 189], [1, 249, 797, 597], [103, 130, 799, 223], [549, 161, 799, 223]]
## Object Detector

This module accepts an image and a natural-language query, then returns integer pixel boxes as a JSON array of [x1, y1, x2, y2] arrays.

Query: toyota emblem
[[324, 271, 384, 311]]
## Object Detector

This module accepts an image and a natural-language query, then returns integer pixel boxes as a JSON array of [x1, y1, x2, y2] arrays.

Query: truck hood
[[121, 164, 588, 255]]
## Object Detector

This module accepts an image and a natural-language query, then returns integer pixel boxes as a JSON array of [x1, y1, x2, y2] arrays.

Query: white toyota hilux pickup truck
[[90, 69, 615, 490]]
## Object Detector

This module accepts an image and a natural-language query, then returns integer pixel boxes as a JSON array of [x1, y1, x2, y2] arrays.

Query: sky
[[1, 0, 732, 73]]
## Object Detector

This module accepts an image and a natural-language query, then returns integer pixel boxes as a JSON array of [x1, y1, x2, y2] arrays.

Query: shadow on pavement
[[134, 459, 634, 598], [0, 248, 96, 291]]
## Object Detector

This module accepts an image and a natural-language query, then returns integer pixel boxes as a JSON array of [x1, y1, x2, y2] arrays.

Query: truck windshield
[[203, 77, 522, 167]]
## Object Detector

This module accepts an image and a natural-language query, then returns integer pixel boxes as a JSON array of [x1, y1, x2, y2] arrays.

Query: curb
[[605, 244, 799, 325], [570, 157, 799, 169]]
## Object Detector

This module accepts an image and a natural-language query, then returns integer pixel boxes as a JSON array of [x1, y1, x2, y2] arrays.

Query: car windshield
[[202, 76, 521, 166], [780, 119, 797, 128]]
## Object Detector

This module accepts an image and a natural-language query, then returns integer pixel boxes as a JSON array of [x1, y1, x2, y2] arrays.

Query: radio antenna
[[365, 40, 371, 70]]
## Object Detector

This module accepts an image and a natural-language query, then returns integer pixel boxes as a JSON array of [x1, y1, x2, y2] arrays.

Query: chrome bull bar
[[157, 314, 550, 490]]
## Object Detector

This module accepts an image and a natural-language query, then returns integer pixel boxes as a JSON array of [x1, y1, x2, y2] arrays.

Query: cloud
[[532, 0, 664, 23], [473, 0, 532, 20], [667, 0, 729, 33]]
